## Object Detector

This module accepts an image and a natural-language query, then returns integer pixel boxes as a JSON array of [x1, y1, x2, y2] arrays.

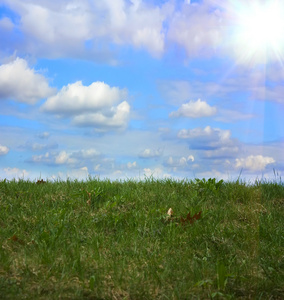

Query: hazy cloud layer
[[19, 141, 58, 152], [0, 17, 14, 31], [167, 1, 225, 57], [1, 0, 171, 58], [36, 132, 50, 139], [0, 58, 55, 104], [2, 0, 284, 64], [31, 148, 101, 167], [177, 126, 234, 150]]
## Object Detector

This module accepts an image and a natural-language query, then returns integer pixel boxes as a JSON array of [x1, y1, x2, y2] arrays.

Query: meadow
[[0, 177, 283, 299]]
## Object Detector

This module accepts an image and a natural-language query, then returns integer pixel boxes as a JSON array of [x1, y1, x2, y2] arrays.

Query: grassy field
[[0, 177, 283, 299]]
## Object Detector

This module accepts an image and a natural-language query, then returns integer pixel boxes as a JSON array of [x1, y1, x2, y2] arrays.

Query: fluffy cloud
[[32, 152, 51, 164], [4, 0, 282, 62], [103, 0, 170, 57], [66, 167, 89, 180], [165, 155, 194, 170], [178, 126, 233, 150], [73, 101, 130, 129], [41, 81, 130, 131], [31, 151, 76, 165], [235, 155, 275, 171], [143, 167, 169, 178], [3, 0, 170, 58], [139, 148, 163, 158], [55, 151, 76, 165], [41, 81, 127, 114], [3, 167, 29, 179], [0, 145, 9, 155], [2, 0, 93, 58], [127, 161, 137, 169], [170, 99, 217, 118], [0, 58, 55, 104], [31, 148, 101, 165]]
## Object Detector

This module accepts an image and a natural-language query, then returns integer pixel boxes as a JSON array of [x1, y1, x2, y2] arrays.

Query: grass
[[0, 177, 283, 299]]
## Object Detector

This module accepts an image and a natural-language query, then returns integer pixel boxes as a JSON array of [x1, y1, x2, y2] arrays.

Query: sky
[[0, 0, 284, 182]]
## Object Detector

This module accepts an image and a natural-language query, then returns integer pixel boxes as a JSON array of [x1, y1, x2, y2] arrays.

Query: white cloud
[[165, 155, 194, 169], [55, 151, 76, 165], [73, 101, 130, 130], [4, 0, 283, 63], [3, 167, 29, 179], [41, 81, 127, 114], [204, 146, 239, 159], [106, 0, 171, 56], [0, 57, 55, 104], [32, 151, 76, 165], [139, 148, 163, 158], [22, 2, 91, 44], [235, 155, 275, 171], [31, 148, 101, 167], [71, 149, 101, 159], [41, 81, 130, 131], [170, 99, 217, 118], [4, 0, 170, 58], [127, 161, 137, 169], [0, 145, 9, 155], [5, 0, 93, 57], [32, 152, 50, 163], [178, 126, 233, 149], [167, 2, 225, 57], [143, 167, 169, 178], [66, 167, 89, 180]]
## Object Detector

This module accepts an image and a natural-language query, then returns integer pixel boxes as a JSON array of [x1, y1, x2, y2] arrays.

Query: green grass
[[0, 177, 283, 299]]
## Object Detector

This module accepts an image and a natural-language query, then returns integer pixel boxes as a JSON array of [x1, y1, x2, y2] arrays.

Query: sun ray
[[230, 0, 284, 65]]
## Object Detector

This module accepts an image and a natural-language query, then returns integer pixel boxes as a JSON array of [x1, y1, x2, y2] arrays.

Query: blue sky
[[0, 0, 284, 181]]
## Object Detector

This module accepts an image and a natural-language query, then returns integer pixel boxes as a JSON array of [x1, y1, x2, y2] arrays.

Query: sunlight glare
[[233, 1, 284, 65]]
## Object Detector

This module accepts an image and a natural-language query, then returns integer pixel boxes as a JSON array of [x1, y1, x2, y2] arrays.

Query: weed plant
[[0, 177, 283, 299]]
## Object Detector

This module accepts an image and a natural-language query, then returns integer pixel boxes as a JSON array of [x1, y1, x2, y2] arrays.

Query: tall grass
[[0, 177, 283, 299]]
